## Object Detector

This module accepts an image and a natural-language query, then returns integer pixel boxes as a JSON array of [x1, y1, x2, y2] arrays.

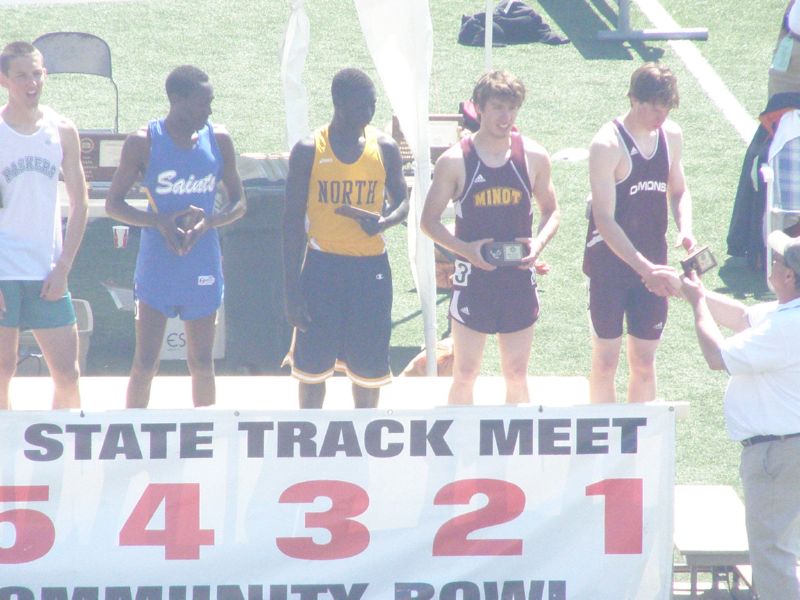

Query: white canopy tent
[[280, 0, 439, 375]]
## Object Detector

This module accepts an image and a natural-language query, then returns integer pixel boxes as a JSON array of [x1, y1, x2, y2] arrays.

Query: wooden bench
[[673, 485, 751, 598]]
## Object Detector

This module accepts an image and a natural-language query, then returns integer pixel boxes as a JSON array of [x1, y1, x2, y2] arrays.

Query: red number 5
[[0, 485, 55, 564]]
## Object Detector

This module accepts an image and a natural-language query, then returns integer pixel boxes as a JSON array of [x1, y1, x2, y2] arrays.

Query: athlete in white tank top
[[0, 106, 64, 279]]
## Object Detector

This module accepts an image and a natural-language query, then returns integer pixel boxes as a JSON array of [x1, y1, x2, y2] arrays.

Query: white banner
[[0, 404, 675, 599], [353, 0, 439, 375]]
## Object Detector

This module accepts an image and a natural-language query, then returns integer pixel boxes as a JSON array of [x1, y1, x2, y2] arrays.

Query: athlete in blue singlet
[[422, 70, 560, 406], [106, 65, 246, 408]]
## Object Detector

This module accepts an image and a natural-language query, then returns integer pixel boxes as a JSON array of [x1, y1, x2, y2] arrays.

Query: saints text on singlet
[[583, 119, 670, 280], [135, 118, 222, 300], [0, 107, 64, 280], [306, 125, 387, 256], [454, 132, 533, 253]]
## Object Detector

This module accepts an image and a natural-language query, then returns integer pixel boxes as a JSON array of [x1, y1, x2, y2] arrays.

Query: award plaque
[[680, 245, 717, 276], [481, 241, 525, 267], [334, 205, 380, 222]]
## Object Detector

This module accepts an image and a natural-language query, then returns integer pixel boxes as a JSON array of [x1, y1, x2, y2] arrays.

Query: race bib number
[[453, 259, 471, 286]]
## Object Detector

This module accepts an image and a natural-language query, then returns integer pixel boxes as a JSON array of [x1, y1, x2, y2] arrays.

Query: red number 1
[[586, 478, 643, 554]]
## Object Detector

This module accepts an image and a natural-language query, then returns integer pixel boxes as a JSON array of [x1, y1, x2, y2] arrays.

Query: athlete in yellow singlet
[[282, 68, 409, 409]]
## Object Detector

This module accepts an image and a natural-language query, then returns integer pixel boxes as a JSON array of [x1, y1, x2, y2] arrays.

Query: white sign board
[[0, 404, 675, 599]]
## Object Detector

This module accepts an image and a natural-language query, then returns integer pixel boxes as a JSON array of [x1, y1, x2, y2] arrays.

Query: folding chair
[[33, 32, 119, 132]]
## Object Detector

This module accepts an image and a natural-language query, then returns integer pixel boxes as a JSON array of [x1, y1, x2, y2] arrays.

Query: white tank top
[[0, 106, 64, 280]]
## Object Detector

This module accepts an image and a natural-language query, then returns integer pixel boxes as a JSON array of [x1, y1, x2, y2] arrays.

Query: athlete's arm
[[41, 119, 88, 301], [105, 130, 186, 255], [420, 146, 494, 271], [367, 134, 408, 235], [282, 137, 315, 331], [181, 128, 247, 252], [664, 120, 695, 252], [589, 122, 673, 296], [519, 139, 559, 267], [207, 128, 246, 228]]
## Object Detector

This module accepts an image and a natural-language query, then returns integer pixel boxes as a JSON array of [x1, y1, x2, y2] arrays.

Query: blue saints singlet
[[134, 118, 223, 320]]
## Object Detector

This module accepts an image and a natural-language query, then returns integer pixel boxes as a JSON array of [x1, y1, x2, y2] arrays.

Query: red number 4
[[119, 483, 214, 559]]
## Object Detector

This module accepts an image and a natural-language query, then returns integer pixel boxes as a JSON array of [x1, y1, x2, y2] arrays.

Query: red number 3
[[276, 480, 370, 560]]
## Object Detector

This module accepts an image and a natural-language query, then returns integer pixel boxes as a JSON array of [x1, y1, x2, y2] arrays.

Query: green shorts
[[0, 281, 76, 330]]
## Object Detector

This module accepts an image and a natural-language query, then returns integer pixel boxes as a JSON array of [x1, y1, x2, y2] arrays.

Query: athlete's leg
[[353, 383, 379, 408], [127, 301, 168, 408], [449, 320, 488, 405], [299, 381, 326, 409], [497, 324, 535, 404], [34, 324, 80, 409], [626, 335, 660, 403], [184, 312, 217, 407], [589, 335, 623, 404], [0, 327, 19, 410]]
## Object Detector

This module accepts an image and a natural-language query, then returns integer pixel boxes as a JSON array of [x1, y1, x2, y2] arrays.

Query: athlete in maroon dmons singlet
[[451, 132, 539, 334], [584, 120, 671, 340]]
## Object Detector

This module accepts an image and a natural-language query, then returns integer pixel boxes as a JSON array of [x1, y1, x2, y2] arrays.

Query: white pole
[[484, 0, 492, 71]]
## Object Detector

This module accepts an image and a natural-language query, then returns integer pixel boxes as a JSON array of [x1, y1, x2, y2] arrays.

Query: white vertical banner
[[280, 0, 311, 150], [353, 0, 438, 376], [485, 0, 493, 70]]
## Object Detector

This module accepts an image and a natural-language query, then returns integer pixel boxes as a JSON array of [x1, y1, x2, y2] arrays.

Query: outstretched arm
[[41, 120, 88, 301]]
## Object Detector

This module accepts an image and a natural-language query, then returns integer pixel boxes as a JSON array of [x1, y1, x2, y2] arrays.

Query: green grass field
[[2, 0, 789, 488]]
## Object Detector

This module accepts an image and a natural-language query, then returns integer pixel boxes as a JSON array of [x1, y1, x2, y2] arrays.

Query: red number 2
[[586, 478, 643, 554], [432, 479, 525, 556], [0, 486, 55, 564], [119, 483, 214, 559]]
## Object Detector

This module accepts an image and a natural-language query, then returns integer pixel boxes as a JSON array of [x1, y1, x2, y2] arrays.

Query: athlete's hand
[[358, 215, 385, 236], [155, 210, 191, 256], [516, 236, 546, 271], [464, 238, 496, 271], [642, 265, 681, 297], [675, 232, 696, 253], [285, 290, 311, 332], [40, 263, 69, 302], [533, 260, 550, 275], [180, 205, 210, 254]]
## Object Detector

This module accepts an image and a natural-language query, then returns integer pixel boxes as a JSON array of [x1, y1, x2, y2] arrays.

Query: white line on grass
[[0, 0, 135, 4], [634, 0, 759, 143]]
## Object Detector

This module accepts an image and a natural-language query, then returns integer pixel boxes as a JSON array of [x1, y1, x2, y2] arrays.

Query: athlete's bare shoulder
[[521, 135, 549, 160], [212, 123, 231, 137], [591, 119, 623, 150]]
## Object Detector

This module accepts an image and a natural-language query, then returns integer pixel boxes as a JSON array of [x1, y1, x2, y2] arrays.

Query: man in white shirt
[[0, 41, 88, 409], [680, 230, 800, 600]]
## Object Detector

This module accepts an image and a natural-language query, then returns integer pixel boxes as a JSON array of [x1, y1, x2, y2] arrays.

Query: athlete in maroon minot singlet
[[583, 119, 670, 341], [451, 131, 539, 334], [422, 70, 560, 406]]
